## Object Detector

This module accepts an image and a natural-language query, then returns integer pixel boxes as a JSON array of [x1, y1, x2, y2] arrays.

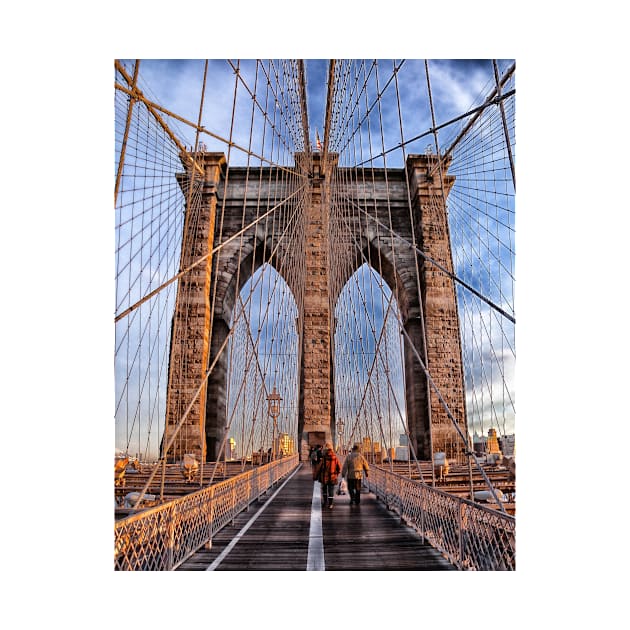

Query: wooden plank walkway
[[176, 464, 456, 571]]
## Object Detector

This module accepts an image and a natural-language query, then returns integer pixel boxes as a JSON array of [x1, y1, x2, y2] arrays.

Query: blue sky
[[119, 59, 512, 164]]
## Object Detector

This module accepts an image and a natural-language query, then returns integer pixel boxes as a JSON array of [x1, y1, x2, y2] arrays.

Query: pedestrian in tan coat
[[341, 443, 369, 504]]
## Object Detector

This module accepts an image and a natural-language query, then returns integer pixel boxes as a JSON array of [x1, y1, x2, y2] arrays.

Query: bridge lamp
[[267, 386, 282, 460], [337, 420, 345, 453]]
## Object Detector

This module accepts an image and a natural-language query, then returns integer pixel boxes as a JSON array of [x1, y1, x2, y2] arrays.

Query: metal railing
[[114, 455, 299, 570], [366, 465, 515, 570]]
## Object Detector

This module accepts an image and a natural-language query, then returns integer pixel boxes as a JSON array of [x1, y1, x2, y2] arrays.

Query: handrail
[[366, 465, 515, 570], [114, 455, 299, 571]]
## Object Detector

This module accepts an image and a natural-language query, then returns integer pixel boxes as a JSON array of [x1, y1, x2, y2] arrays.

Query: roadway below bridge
[[176, 464, 456, 571]]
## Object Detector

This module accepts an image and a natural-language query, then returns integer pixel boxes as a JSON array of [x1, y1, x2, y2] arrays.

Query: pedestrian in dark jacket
[[341, 443, 369, 504], [318, 442, 341, 509]]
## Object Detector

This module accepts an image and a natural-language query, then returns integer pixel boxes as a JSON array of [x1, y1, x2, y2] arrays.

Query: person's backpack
[[312, 459, 322, 480]]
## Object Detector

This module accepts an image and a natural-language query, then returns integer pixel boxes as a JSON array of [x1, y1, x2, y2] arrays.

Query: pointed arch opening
[[333, 263, 408, 464], [224, 262, 300, 465]]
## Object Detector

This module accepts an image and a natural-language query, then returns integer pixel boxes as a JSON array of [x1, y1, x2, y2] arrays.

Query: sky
[[121, 59, 510, 165]]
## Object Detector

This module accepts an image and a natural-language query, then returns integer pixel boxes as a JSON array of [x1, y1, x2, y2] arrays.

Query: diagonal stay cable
[[114, 60, 140, 206], [492, 59, 516, 190], [397, 315, 507, 513], [353, 89, 515, 169], [131, 183, 307, 506], [335, 211, 426, 480], [339, 203, 508, 511], [114, 183, 308, 322], [345, 196, 515, 324], [115, 79, 303, 180]]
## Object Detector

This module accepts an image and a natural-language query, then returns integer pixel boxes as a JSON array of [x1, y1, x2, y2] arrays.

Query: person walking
[[310, 445, 322, 467], [341, 443, 369, 504], [317, 442, 341, 509]]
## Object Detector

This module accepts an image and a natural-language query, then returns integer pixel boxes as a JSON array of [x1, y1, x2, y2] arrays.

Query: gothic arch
[[206, 233, 300, 460], [165, 152, 465, 463]]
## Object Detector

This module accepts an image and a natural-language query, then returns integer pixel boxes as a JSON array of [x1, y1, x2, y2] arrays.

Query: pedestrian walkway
[[176, 464, 456, 571]]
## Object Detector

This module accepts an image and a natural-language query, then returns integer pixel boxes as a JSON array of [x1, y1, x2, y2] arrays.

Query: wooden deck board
[[176, 465, 456, 571], [321, 492, 456, 571]]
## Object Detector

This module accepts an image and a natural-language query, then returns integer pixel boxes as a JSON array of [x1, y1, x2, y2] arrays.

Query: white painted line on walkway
[[206, 465, 301, 571], [306, 481, 325, 571]]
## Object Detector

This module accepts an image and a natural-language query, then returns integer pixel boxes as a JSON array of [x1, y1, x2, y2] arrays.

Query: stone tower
[[162, 152, 225, 463], [299, 152, 336, 457], [162, 151, 466, 463]]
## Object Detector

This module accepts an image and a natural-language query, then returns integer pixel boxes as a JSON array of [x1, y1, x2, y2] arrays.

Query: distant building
[[473, 429, 515, 459], [277, 433, 295, 456], [227, 437, 236, 460], [498, 434, 515, 457], [473, 432, 486, 455], [395, 446, 409, 461], [487, 428, 502, 455]]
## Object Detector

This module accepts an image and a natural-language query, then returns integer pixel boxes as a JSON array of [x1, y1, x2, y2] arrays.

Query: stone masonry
[[162, 153, 225, 463], [407, 155, 467, 458], [163, 152, 466, 462], [300, 153, 334, 457]]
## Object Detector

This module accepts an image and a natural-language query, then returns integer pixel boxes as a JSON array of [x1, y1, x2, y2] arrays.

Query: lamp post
[[251, 415, 256, 465], [337, 419, 345, 454], [267, 386, 282, 461]]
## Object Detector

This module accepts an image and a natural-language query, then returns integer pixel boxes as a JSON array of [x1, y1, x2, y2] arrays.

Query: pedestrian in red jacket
[[317, 442, 341, 509]]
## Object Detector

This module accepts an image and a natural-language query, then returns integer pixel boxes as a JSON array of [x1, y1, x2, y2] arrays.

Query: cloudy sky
[[115, 58, 516, 460], [119, 59, 511, 163]]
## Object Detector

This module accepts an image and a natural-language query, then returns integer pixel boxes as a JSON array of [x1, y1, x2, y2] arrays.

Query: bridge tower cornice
[[406, 154, 455, 202]]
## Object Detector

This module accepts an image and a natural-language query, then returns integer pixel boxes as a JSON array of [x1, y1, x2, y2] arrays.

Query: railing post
[[166, 505, 175, 570], [246, 471, 252, 511], [115, 455, 299, 570], [209, 486, 215, 540], [458, 501, 465, 569], [231, 483, 236, 526], [420, 484, 425, 542]]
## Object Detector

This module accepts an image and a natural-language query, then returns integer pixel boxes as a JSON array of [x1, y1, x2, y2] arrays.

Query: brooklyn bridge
[[114, 59, 515, 572]]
